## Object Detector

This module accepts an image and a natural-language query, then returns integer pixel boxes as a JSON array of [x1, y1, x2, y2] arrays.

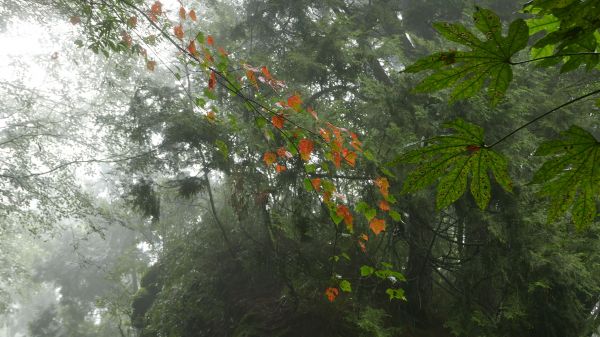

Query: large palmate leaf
[[532, 126, 600, 229], [393, 119, 512, 210], [404, 8, 529, 106], [524, 0, 600, 72]]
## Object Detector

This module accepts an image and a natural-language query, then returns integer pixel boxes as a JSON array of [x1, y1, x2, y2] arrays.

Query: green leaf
[[389, 210, 402, 222], [385, 288, 406, 301], [360, 265, 375, 277], [339, 280, 352, 292], [405, 8, 529, 106], [394, 119, 513, 210], [532, 126, 599, 229]]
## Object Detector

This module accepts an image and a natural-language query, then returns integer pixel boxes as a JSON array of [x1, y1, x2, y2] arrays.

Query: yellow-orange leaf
[[298, 139, 314, 161], [263, 152, 276, 166], [287, 94, 302, 112], [127, 16, 137, 27], [311, 178, 321, 191], [325, 287, 339, 302], [272, 114, 284, 129], [369, 218, 386, 235], [360, 233, 369, 242], [189, 9, 197, 21], [179, 7, 186, 20], [378, 200, 390, 211], [375, 177, 389, 198], [146, 60, 156, 71], [207, 35, 214, 46]]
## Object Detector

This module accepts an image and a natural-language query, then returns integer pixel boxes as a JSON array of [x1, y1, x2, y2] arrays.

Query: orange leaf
[[208, 71, 216, 90], [336, 205, 353, 231], [358, 240, 367, 253], [206, 111, 216, 122], [246, 70, 258, 89], [174, 25, 184, 40], [127, 16, 137, 27], [261, 66, 272, 81], [378, 200, 390, 211], [325, 287, 339, 302], [217, 47, 228, 57], [332, 151, 342, 168], [263, 152, 276, 166], [203, 49, 214, 63], [189, 9, 197, 21], [150, 1, 162, 15], [187, 40, 197, 55], [360, 233, 369, 242], [275, 164, 287, 173], [207, 35, 214, 46], [319, 128, 330, 143], [146, 60, 156, 71], [298, 139, 314, 161], [287, 94, 302, 112], [179, 7, 186, 20], [70, 16, 81, 25], [369, 218, 386, 235], [311, 178, 321, 191], [272, 114, 284, 129], [375, 177, 389, 198], [342, 149, 356, 167]]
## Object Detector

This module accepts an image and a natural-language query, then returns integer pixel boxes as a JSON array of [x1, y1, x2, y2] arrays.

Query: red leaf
[[325, 287, 339, 302], [311, 178, 321, 191], [263, 152, 276, 166], [275, 164, 287, 173], [208, 71, 216, 90], [272, 114, 284, 129], [187, 40, 197, 55], [369, 218, 386, 235], [332, 151, 342, 168], [150, 1, 162, 15], [189, 9, 197, 21], [287, 94, 302, 112], [298, 139, 314, 161], [466, 144, 481, 153], [146, 60, 156, 71], [378, 200, 390, 211], [319, 128, 330, 143], [206, 35, 214, 46], [246, 70, 258, 89], [375, 177, 389, 198], [174, 25, 184, 40]]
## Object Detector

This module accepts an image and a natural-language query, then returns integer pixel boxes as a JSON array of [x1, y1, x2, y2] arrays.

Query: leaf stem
[[487, 88, 600, 148], [510, 52, 600, 65]]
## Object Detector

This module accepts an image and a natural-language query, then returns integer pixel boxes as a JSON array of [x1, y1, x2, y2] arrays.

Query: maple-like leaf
[[325, 287, 339, 302], [532, 126, 599, 229], [299, 139, 314, 161], [394, 119, 512, 210], [404, 8, 529, 106], [369, 218, 386, 235], [263, 152, 276, 166]]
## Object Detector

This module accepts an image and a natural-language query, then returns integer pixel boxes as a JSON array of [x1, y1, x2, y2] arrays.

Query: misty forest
[[0, 0, 599, 336]]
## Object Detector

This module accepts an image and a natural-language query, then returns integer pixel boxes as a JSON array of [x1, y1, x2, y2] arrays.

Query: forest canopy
[[0, 0, 598, 337]]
